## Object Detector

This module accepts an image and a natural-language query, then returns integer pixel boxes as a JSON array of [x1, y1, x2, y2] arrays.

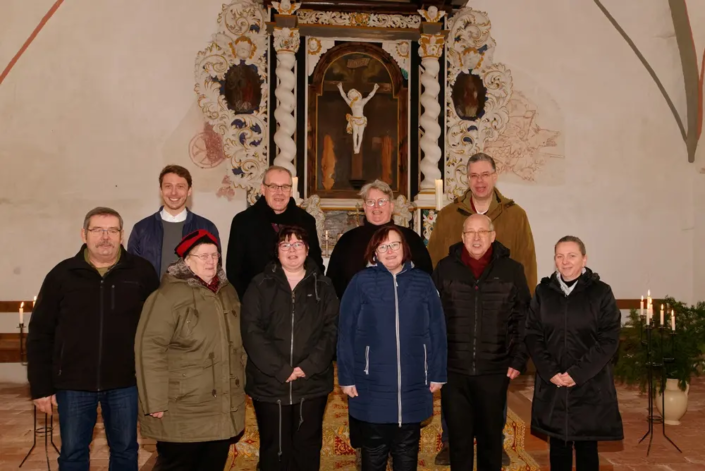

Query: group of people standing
[[26, 155, 623, 471]]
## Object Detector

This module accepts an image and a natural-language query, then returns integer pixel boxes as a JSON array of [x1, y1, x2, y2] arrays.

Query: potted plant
[[613, 298, 705, 424]]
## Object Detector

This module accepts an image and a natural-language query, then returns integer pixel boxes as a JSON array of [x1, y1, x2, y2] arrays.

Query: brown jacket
[[135, 260, 246, 443], [427, 188, 537, 293]]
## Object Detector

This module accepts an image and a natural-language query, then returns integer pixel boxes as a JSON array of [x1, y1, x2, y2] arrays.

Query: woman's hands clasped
[[550, 372, 576, 388], [286, 367, 306, 383]]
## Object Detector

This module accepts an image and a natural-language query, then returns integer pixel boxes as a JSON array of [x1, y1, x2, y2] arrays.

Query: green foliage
[[613, 298, 705, 392]]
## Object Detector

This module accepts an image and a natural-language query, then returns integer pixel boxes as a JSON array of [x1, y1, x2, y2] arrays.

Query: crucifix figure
[[337, 82, 379, 155]]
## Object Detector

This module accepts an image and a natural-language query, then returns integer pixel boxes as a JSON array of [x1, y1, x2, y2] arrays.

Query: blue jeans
[[56, 386, 139, 471], [441, 401, 508, 444]]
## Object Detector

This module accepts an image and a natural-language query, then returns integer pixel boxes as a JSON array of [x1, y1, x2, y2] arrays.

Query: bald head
[[461, 214, 496, 260], [462, 214, 494, 232]]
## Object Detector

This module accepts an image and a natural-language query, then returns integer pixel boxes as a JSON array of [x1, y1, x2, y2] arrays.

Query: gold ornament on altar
[[418, 6, 445, 23], [419, 34, 445, 59], [273, 27, 301, 53], [271, 0, 301, 16], [229, 36, 257, 61]]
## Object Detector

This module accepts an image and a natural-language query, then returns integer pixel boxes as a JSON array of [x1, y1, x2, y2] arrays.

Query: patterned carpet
[[224, 375, 540, 470]]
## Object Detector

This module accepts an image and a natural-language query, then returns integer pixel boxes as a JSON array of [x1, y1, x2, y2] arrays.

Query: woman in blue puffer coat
[[337, 225, 447, 471]]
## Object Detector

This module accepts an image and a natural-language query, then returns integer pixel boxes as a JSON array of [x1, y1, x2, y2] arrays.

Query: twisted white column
[[272, 27, 300, 175], [418, 34, 444, 191]]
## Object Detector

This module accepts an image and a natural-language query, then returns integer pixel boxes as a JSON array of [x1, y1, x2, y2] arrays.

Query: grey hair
[[555, 235, 586, 256], [463, 213, 494, 232], [359, 179, 394, 201], [467, 152, 496, 171], [83, 207, 123, 230], [262, 165, 293, 184]]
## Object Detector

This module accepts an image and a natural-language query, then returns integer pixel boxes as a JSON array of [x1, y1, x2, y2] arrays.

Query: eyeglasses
[[189, 253, 220, 262], [87, 227, 121, 236], [463, 230, 493, 238], [364, 198, 389, 208], [279, 242, 306, 251], [263, 183, 292, 192], [469, 171, 496, 181], [376, 241, 402, 253]]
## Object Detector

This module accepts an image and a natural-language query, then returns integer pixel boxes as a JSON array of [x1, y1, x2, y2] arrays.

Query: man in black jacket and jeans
[[433, 214, 530, 471], [27, 207, 159, 471], [226, 166, 324, 299]]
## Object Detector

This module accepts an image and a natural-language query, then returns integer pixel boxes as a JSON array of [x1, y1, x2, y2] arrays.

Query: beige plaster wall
[[0, 0, 703, 305]]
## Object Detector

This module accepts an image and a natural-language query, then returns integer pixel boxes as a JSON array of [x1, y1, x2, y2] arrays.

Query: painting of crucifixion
[[307, 44, 408, 199]]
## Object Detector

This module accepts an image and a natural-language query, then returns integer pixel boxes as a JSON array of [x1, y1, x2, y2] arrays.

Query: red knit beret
[[175, 229, 219, 258]]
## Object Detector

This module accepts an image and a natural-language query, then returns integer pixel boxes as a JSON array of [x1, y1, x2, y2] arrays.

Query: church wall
[[0, 0, 703, 312]]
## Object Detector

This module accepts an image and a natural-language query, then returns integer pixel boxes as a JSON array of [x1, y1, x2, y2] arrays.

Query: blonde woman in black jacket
[[241, 225, 339, 471], [525, 236, 623, 471]]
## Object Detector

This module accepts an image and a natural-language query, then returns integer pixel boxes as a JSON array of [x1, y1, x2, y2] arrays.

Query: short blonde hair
[[359, 179, 393, 201]]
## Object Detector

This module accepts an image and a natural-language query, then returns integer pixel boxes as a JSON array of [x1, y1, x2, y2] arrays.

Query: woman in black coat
[[525, 236, 623, 471], [241, 225, 339, 471]]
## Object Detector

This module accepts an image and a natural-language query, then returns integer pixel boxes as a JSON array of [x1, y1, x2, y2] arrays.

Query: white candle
[[19, 301, 24, 325], [292, 176, 299, 200], [671, 310, 675, 331], [660, 304, 665, 326], [434, 179, 443, 211], [640, 296, 644, 318]]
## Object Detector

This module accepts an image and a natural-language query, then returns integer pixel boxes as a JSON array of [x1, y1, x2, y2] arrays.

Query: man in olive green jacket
[[135, 251, 246, 467], [428, 153, 537, 291]]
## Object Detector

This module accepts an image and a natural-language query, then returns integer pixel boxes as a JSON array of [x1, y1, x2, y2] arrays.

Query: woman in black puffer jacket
[[241, 225, 339, 471], [525, 235, 623, 471]]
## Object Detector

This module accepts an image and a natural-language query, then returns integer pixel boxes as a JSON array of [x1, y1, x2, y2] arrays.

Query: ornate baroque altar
[[194, 0, 513, 247]]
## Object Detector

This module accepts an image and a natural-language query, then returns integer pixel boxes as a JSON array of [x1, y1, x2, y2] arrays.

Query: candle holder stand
[[19, 406, 60, 469], [637, 322, 681, 455], [18, 322, 27, 365]]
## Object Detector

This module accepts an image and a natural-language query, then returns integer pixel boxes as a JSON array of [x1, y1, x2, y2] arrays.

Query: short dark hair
[[275, 225, 310, 253], [364, 226, 412, 265], [159, 165, 192, 188], [83, 207, 123, 231], [467, 152, 496, 171], [555, 235, 586, 256]]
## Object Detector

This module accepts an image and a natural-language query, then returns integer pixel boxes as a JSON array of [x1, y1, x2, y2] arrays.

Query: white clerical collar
[[160, 208, 187, 223]]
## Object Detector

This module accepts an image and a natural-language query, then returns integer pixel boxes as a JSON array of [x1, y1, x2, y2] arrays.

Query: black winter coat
[[326, 219, 433, 299], [27, 246, 159, 399], [226, 197, 325, 299], [241, 259, 338, 405], [525, 269, 623, 441], [433, 241, 530, 376]]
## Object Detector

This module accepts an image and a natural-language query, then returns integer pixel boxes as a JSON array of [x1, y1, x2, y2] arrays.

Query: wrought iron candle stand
[[18, 323, 60, 469], [638, 320, 681, 455]]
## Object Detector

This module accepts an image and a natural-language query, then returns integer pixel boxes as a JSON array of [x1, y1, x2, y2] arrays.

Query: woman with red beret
[[135, 230, 246, 471]]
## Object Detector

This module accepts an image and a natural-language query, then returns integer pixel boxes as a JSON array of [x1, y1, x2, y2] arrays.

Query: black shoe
[[434, 442, 450, 466], [256, 461, 260, 470], [502, 449, 511, 467]]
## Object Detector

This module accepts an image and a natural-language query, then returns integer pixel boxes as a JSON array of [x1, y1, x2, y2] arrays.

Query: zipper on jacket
[[364, 346, 370, 375], [423, 344, 428, 386], [58, 344, 65, 376], [209, 352, 217, 398], [111, 284, 115, 310], [97, 279, 105, 391], [393, 274, 402, 427], [290, 290, 296, 405], [472, 281, 479, 375], [564, 296, 569, 441]]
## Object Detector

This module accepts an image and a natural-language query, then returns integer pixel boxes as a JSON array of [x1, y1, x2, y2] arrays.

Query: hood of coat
[[541, 267, 599, 293], [165, 258, 229, 291], [454, 187, 516, 219]]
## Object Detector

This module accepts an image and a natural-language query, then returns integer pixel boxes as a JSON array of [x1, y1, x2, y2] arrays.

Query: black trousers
[[549, 438, 599, 471], [153, 439, 231, 471], [349, 414, 362, 448], [253, 396, 328, 471], [441, 372, 509, 471], [358, 420, 421, 471]]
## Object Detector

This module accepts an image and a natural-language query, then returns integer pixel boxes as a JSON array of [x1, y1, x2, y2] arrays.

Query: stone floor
[[1, 377, 703, 470]]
